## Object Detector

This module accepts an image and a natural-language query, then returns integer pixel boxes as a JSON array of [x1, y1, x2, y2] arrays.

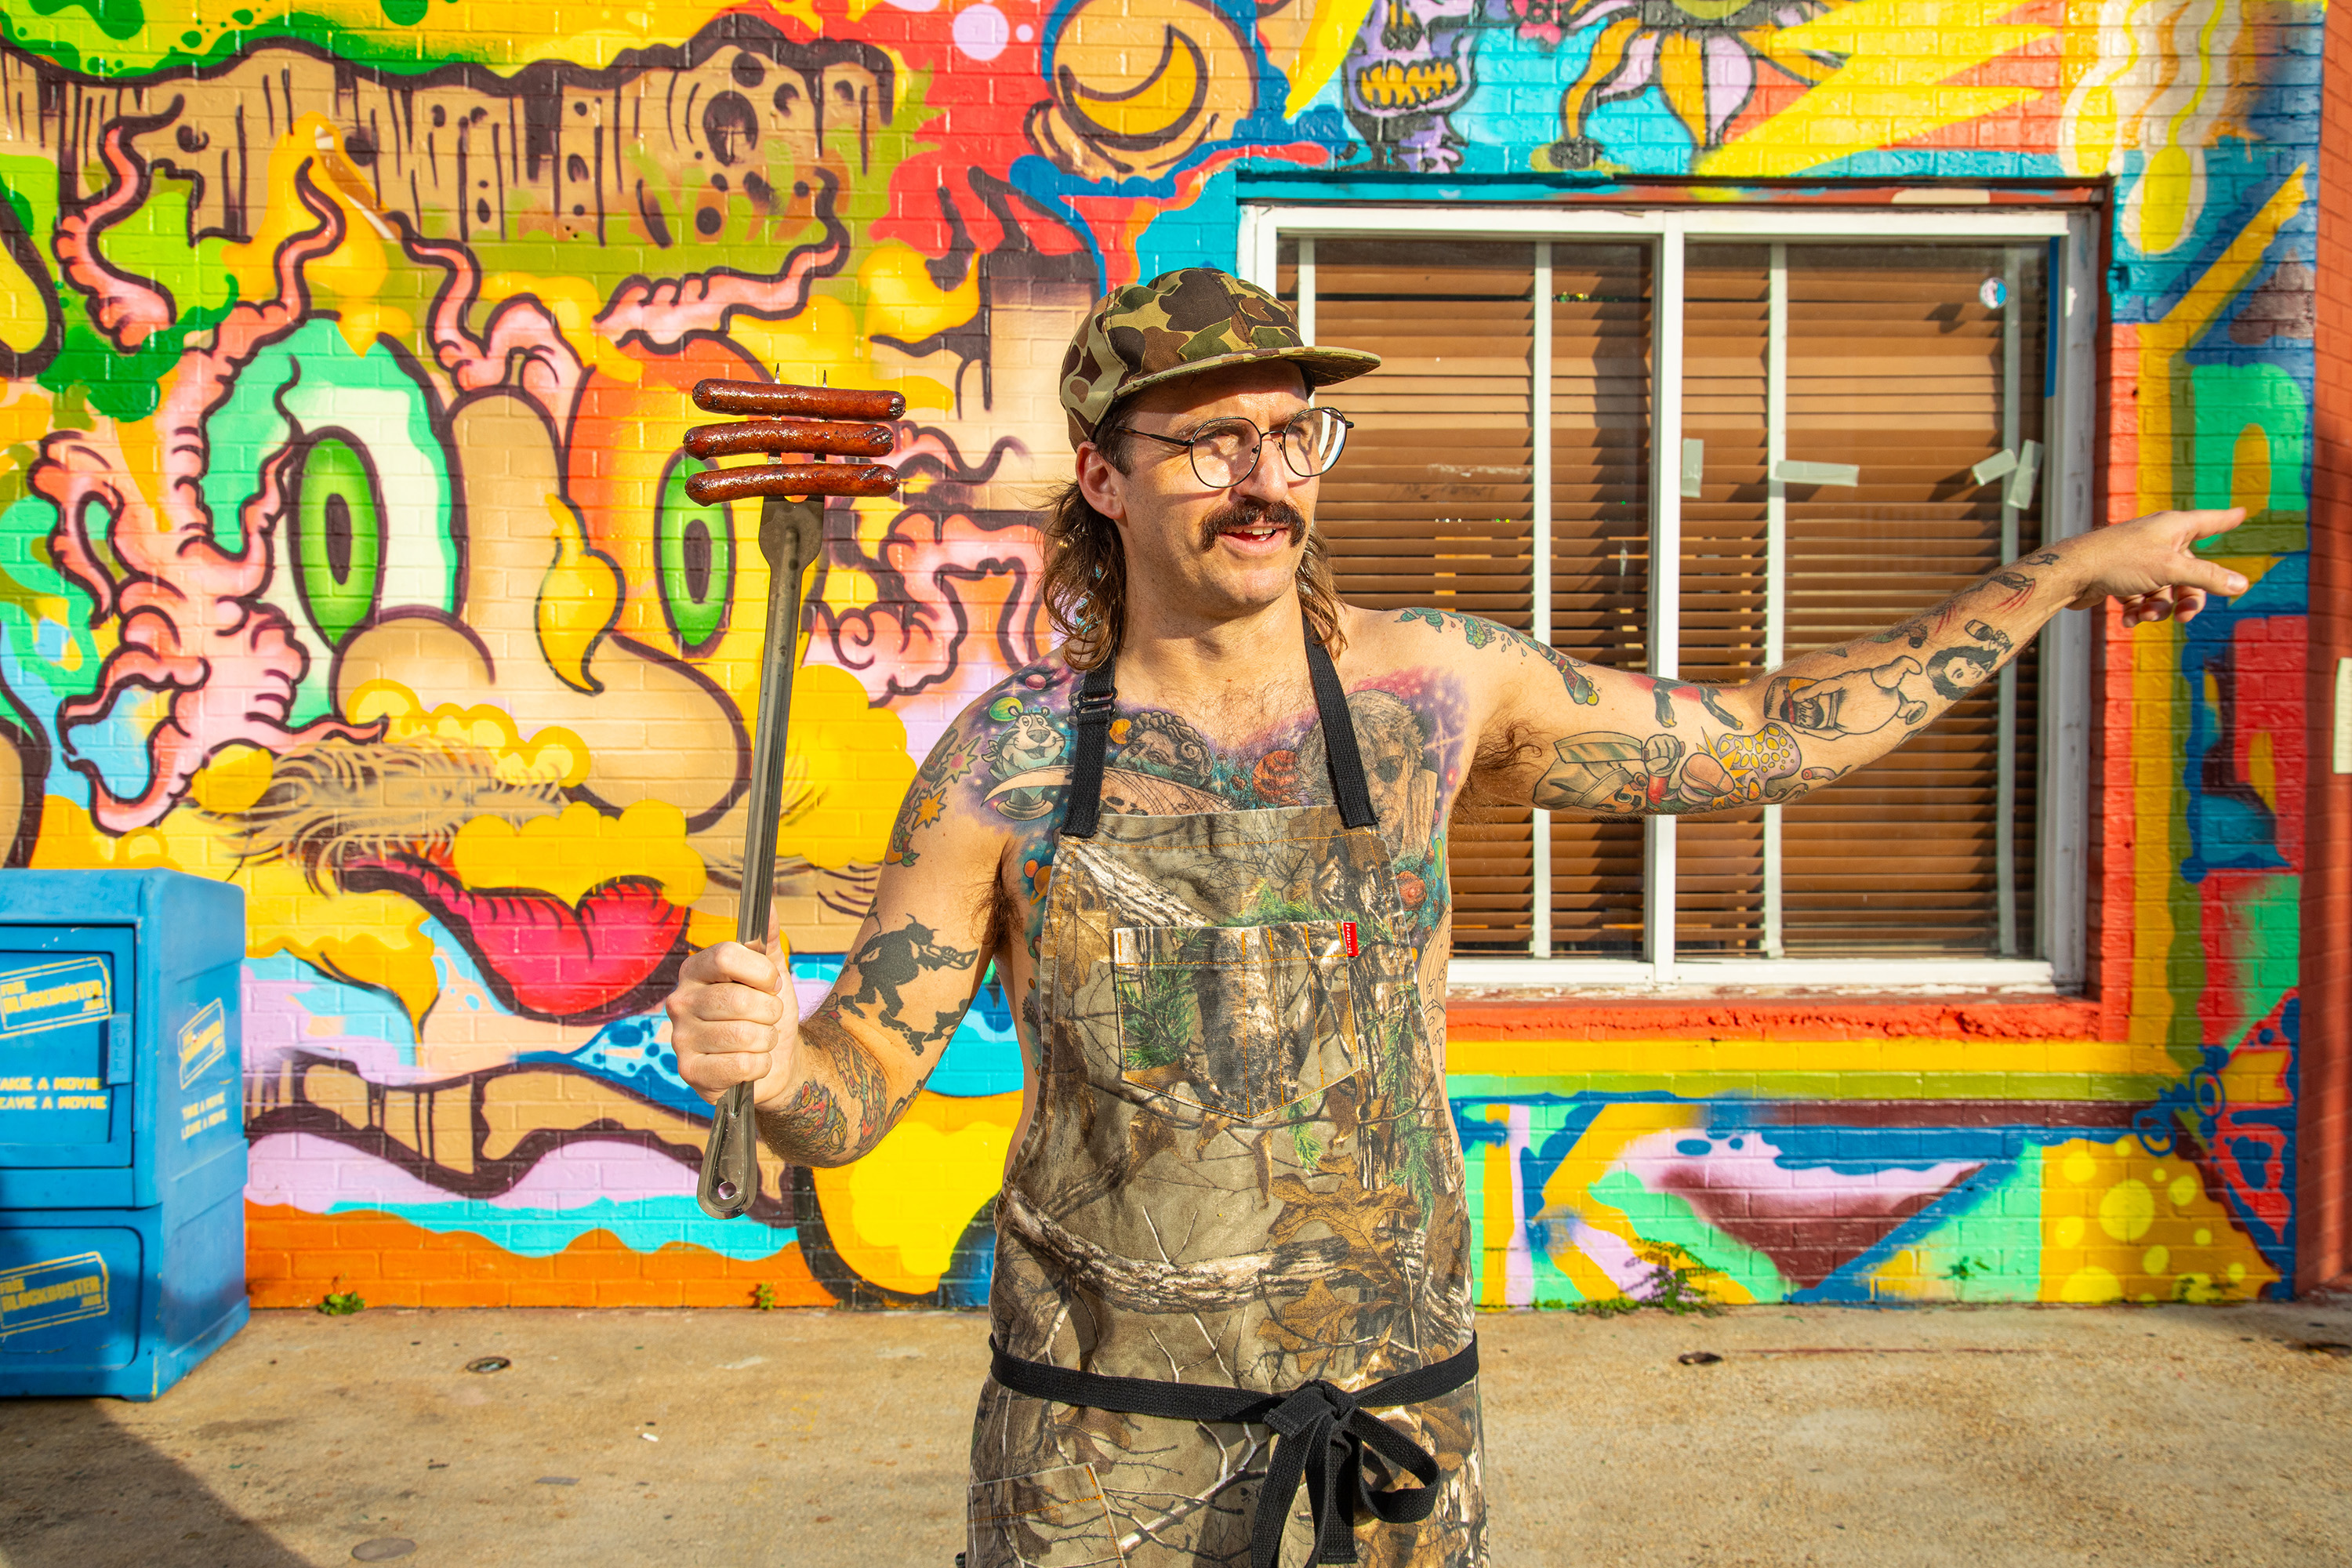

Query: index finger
[[2172, 506, 2245, 547], [681, 939, 783, 993]]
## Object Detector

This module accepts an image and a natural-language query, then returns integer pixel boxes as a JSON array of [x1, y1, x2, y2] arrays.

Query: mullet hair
[[1038, 419, 1348, 672]]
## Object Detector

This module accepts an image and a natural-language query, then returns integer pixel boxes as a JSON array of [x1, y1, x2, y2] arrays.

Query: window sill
[[1446, 957, 2060, 996], [1443, 960, 2098, 1042]]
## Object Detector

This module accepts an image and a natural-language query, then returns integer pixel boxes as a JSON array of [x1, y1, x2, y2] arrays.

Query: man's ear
[[1076, 441, 1127, 521]]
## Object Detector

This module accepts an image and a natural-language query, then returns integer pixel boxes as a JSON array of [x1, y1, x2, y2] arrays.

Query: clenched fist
[[666, 937, 801, 1108]]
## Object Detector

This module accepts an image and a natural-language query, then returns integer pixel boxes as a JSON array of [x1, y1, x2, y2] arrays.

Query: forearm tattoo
[[755, 1003, 891, 1165], [1534, 558, 2048, 816], [760, 1074, 850, 1156], [755, 913, 983, 1165]]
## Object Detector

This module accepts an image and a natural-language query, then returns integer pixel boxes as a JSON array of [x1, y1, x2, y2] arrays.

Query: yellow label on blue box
[[180, 1089, 229, 1141], [179, 999, 226, 1087], [0, 957, 111, 1041], [0, 1251, 109, 1338]]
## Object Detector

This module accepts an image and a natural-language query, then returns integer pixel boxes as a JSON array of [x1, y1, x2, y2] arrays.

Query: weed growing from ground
[[1559, 1249, 1726, 1317]]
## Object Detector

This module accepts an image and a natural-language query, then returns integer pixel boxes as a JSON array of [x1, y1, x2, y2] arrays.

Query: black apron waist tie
[[989, 1335, 1479, 1568]]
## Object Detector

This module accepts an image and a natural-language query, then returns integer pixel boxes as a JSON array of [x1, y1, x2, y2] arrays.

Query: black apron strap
[[1059, 656, 1118, 840], [1062, 619, 1374, 838], [989, 1335, 1479, 1568], [1304, 630, 1377, 831]]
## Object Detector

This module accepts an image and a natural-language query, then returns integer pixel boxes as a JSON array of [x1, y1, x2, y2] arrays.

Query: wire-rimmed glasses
[[1109, 406, 1353, 490]]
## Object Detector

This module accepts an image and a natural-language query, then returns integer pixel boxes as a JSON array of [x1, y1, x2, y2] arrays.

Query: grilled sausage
[[683, 463, 898, 503], [683, 418, 896, 460], [690, 380, 906, 421]]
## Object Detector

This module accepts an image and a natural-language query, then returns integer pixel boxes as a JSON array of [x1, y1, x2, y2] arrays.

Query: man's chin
[[1202, 555, 1307, 615]]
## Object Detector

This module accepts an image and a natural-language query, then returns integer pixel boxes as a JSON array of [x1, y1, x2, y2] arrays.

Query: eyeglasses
[[1108, 407, 1354, 490]]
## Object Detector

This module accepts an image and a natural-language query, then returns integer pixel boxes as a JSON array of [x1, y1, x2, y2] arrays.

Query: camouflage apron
[[967, 629, 1485, 1568]]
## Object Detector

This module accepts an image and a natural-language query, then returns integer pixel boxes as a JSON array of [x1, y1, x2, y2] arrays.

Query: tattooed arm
[[1416, 506, 2252, 817], [668, 704, 1008, 1167]]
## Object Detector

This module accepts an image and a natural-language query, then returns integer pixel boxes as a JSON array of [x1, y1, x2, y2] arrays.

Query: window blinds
[[1683, 244, 2045, 955], [1285, 239, 1653, 956], [1283, 234, 2042, 962]]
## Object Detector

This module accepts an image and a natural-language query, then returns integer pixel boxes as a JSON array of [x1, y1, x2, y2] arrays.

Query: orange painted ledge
[[1443, 995, 2104, 1041], [245, 1205, 829, 1311]]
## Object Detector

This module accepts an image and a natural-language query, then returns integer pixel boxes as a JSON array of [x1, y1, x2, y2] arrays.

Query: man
[[668, 269, 2245, 1566]]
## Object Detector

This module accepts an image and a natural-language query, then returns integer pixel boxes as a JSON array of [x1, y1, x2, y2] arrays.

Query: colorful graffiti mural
[[0, 0, 2321, 1307]]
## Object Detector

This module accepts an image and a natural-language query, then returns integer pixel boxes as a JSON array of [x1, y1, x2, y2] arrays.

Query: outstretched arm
[[1470, 507, 2249, 815], [667, 709, 1007, 1167]]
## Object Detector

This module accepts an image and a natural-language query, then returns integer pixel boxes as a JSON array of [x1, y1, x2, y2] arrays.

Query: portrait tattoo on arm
[[1764, 620, 2015, 738]]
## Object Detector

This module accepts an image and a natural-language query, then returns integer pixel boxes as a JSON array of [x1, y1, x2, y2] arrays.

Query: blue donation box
[[0, 871, 249, 1399]]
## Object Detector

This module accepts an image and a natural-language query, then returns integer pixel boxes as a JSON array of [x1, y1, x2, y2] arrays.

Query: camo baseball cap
[[1059, 268, 1381, 448]]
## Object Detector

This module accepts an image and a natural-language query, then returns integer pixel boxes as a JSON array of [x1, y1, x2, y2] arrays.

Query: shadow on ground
[[3, 1399, 312, 1567]]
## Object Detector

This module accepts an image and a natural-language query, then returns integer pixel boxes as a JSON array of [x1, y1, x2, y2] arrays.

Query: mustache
[[1198, 497, 1308, 551]]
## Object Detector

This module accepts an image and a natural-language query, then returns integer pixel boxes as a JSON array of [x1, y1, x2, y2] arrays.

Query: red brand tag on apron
[[1342, 921, 1359, 957]]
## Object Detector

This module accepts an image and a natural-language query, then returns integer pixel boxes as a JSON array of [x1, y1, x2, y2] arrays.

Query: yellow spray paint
[[1448, 1035, 2184, 1102], [1282, 0, 1381, 117], [2228, 423, 2271, 516], [0, 384, 55, 448], [809, 1091, 1019, 1294], [2039, 1138, 2277, 1303], [220, 116, 411, 354], [859, 244, 982, 349], [451, 800, 708, 907], [344, 681, 593, 789], [1695, 0, 2051, 180], [728, 292, 957, 417], [127, 0, 753, 73], [0, 243, 48, 359], [535, 492, 624, 695], [771, 661, 920, 870]]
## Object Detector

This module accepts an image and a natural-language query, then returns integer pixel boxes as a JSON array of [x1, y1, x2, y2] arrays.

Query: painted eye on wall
[[656, 453, 736, 655], [290, 432, 387, 649]]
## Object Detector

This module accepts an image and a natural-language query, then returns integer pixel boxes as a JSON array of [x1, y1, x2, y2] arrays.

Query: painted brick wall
[[0, 0, 2325, 1308], [2303, 0, 2352, 1294]]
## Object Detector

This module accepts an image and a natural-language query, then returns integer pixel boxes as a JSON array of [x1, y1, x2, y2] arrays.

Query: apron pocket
[[1110, 920, 1360, 1120], [967, 1464, 1127, 1566]]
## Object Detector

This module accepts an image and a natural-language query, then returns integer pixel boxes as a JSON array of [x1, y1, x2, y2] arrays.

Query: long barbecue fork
[[688, 379, 903, 1221]]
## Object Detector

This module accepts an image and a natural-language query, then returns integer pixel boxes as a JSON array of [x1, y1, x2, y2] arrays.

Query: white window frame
[[1239, 204, 2096, 993]]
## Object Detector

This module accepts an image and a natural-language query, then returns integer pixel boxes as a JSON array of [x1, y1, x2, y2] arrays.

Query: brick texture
[[2303, 0, 2352, 1294]]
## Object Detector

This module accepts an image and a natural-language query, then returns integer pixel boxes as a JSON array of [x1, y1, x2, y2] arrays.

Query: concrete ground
[[3, 1301, 2350, 1567]]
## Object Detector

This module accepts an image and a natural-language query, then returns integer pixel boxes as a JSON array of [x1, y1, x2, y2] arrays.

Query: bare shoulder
[[884, 657, 1078, 870], [1336, 601, 1603, 710]]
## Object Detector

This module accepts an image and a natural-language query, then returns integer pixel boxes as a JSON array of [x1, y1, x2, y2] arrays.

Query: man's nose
[[1233, 433, 1300, 506]]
